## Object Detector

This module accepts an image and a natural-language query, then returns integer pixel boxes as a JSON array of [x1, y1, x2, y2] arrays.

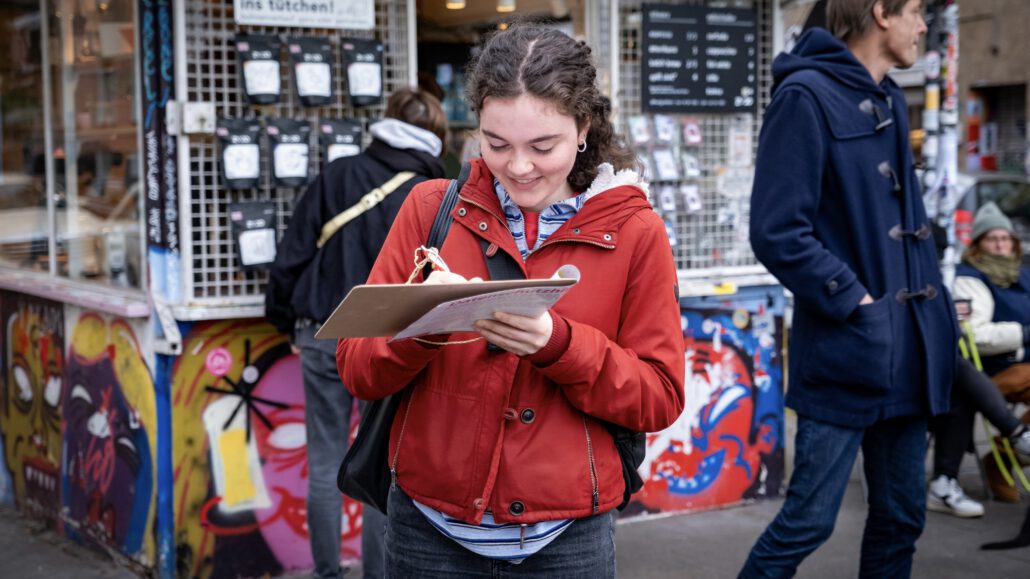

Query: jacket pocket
[[797, 295, 893, 394]]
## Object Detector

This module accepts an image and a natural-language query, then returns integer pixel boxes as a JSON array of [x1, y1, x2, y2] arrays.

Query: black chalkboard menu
[[642, 4, 758, 113]]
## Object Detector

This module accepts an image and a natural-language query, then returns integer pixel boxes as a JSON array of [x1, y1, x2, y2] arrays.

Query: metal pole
[[40, 0, 57, 275], [407, 0, 417, 88]]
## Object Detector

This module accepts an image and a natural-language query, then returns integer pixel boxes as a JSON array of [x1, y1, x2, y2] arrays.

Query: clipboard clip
[[406, 245, 450, 284]]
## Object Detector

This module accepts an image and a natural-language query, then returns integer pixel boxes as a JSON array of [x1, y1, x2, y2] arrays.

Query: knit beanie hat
[[972, 201, 1014, 242]]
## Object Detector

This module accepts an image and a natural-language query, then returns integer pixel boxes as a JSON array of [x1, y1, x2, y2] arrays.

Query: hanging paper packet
[[288, 36, 333, 107], [217, 118, 262, 190], [266, 118, 312, 188], [319, 118, 363, 164], [341, 38, 384, 107], [228, 201, 278, 269], [235, 33, 282, 105]]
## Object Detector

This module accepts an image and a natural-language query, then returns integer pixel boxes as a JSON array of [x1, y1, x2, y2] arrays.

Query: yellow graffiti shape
[[4, 306, 63, 516]]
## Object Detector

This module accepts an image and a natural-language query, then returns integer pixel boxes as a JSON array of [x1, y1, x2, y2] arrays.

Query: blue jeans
[[297, 327, 386, 579], [739, 414, 928, 579], [384, 486, 616, 578]]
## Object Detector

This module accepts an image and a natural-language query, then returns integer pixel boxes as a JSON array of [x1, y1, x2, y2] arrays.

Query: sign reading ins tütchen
[[642, 4, 757, 113], [233, 0, 374, 30]]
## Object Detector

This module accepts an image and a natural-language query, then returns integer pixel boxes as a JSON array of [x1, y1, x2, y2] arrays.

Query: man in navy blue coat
[[739, 1, 957, 577]]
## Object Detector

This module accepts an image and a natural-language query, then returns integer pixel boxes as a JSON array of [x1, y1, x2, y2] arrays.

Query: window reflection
[[0, 0, 141, 289], [0, 3, 48, 272], [50, 0, 140, 287]]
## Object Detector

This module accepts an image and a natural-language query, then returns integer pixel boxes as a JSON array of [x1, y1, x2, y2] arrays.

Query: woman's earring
[[577, 141, 587, 153]]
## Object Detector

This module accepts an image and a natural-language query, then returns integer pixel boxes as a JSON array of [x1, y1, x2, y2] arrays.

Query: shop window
[[0, 1, 142, 289], [0, 3, 48, 273]]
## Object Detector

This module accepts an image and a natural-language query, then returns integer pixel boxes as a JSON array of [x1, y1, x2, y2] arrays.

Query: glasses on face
[[983, 234, 1014, 244]]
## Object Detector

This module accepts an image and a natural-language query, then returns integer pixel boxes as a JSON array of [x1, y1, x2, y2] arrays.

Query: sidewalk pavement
[[3, 474, 1028, 579]]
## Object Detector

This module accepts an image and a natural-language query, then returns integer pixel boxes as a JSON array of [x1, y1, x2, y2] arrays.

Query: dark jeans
[[932, 356, 1021, 479], [739, 414, 928, 579], [384, 485, 616, 578], [296, 327, 386, 579]]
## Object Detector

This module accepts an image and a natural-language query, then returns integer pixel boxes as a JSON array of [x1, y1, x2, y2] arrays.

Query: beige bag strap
[[316, 171, 417, 249]]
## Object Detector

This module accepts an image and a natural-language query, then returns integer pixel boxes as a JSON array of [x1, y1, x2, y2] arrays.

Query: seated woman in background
[[953, 201, 1030, 502], [929, 356, 1030, 516]]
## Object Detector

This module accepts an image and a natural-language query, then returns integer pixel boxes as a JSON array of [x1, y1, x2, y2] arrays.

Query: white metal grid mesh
[[182, 0, 409, 304], [616, 0, 773, 276]]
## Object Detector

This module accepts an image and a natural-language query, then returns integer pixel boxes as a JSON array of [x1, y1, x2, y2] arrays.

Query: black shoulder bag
[[336, 164, 469, 514]]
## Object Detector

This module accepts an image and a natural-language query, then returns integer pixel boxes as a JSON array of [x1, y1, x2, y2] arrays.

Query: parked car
[[953, 172, 1030, 265]]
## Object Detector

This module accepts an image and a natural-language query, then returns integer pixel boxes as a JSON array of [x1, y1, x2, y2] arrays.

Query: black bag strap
[[422, 162, 471, 279]]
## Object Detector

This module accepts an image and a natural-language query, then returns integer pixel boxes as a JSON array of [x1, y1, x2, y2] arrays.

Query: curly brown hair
[[465, 25, 638, 192]]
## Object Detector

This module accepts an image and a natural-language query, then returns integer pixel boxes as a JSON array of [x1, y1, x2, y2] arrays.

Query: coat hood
[[365, 139, 445, 181], [772, 28, 885, 95], [461, 158, 653, 234]]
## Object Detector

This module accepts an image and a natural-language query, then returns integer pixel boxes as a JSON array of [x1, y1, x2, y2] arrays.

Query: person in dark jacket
[[739, 1, 958, 577], [265, 88, 447, 579]]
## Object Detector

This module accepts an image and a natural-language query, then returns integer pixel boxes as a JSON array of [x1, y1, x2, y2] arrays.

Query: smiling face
[[882, 0, 926, 69], [478, 94, 588, 212]]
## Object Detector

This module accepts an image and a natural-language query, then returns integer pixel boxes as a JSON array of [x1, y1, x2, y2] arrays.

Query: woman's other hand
[[474, 311, 552, 356]]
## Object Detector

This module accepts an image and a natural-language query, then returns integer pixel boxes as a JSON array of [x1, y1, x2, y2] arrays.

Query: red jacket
[[337, 159, 685, 524]]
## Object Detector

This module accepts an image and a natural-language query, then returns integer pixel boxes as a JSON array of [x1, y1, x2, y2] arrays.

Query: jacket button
[[603, 233, 612, 241], [457, 207, 467, 217], [573, 228, 581, 234], [520, 408, 536, 424], [509, 501, 525, 516], [479, 222, 488, 231], [473, 498, 485, 510], [827, 280, 838, 292]]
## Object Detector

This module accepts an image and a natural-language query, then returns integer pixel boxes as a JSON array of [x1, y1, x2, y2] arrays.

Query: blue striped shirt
[[495, 179, 587, 260], [413, 500, 575, 563]]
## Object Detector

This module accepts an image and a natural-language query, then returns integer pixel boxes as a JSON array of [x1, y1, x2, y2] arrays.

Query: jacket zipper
[[390, 393, 416, 486], [539, 238, 615, 251], [582, 417, 600, 513], [458, 196, 506, 224]]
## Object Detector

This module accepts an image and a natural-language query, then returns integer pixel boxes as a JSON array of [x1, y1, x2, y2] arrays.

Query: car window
[[977, 181, 1030, 216]]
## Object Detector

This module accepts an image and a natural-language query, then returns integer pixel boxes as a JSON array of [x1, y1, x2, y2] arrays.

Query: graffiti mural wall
[[0, 294, 65, 525], [172, 320, 362, 579], [62, 309, 157, 564], [0, 293, 157, 565], [626, 285, 786, 517]]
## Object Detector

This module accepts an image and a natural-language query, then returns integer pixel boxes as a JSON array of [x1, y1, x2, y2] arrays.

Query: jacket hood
[[772, 28, 884, 95], [369, 117, 443, 157], [365, 139, 445, 180], [462, 159, 652, 231]]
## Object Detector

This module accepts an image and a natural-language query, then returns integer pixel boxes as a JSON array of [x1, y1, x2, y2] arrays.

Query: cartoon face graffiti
[[250, 352, 363, 568], [62, 314, 154, 555], [174, 321, 362, 579], [3, 305, 63, 521], [634, 311, 780, 514]]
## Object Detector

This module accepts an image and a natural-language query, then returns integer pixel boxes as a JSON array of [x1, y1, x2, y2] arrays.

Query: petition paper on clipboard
[[391, 265, 580, 341], [314, 265, 580, 340]]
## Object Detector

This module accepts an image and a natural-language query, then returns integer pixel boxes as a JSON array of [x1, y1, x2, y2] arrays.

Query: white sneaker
[[1010, 426, 1030, 464], [927, 475, 985, 518]]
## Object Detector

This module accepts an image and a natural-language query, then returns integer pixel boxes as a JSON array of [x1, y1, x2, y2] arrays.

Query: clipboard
[[314, 276, 578, 340]]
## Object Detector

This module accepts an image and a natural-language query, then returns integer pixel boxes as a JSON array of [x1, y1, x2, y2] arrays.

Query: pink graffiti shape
[[205, 348, 233, 377]]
